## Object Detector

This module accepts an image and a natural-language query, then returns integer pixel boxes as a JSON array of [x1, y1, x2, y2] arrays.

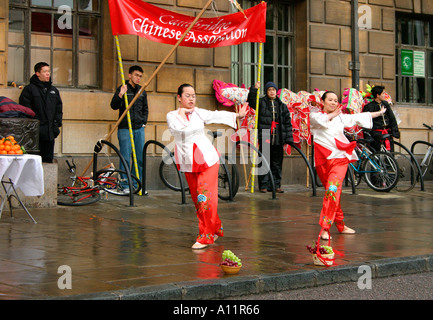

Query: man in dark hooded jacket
[[247, 81, 293, 193], [19, 62, 63, 163]]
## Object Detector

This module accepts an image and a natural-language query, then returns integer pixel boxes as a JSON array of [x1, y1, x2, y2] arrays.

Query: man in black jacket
[[111, 65, 149, 190], [247, 81, 293, 193], [19, 62, 63, 163], [363, 85, 399, 152]]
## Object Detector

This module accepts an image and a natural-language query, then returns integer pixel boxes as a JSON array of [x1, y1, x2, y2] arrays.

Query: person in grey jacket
[[247, 81, 293, 193], [19, 62, 63, 163]]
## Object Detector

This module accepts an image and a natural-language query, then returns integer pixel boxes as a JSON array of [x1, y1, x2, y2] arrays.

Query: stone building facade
[[1, 0, 433, 189]]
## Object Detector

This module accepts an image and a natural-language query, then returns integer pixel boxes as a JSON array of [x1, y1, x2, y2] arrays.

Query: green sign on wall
[[401, 49, 425, 77], [401, 49, 413, 76]]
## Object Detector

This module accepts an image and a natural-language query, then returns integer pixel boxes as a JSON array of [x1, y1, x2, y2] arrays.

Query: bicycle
[[347, 138, 400, 192], [57, 159, 142, 206], [411, 124, 433, 180], [362, 130, 418, 192], [159, 131, 240, 201]]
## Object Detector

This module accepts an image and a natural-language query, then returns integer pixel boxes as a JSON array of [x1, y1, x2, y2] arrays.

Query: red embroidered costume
[[167, 107, 237, 245], [310, 111, 372, 232]]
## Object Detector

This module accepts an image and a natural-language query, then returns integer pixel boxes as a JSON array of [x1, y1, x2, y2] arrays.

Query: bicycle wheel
[[57, 188, 101, 206], [390, 151, 417, 192], [159, 160, 189, 192], [96, 169, 141, 196], [223, 155, 239, 198], [218, 161, 233, 200], [362, 151, 399, 192]]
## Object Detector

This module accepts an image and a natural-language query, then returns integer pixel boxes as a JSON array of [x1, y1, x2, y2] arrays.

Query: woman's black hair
[[321, 91, 336, 101], [177, 83, 194, 96]]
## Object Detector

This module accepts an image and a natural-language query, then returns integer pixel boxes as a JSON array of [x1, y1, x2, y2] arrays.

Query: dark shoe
[[275, 188, 284, 193], [260, 189, 268, 193]]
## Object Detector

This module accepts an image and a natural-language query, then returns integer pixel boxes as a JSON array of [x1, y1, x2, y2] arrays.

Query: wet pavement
[[0, 181, 433, 300]]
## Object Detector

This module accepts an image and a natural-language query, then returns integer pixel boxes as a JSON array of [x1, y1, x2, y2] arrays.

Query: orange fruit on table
[[4, 140, 11, 146], [1, 150, 7, 155], [15, 149, 23, 155], [4, 145, 11, 152], [0, 145, 4, 151], [8, 150, 15, 155]]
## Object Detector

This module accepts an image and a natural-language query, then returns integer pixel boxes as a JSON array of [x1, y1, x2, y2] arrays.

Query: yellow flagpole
[[115, 35, 141, 195], [250, 42, 263, 193]]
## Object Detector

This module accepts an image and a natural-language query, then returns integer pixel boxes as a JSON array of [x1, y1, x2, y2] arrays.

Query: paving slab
[[0, 182, 432, 300]]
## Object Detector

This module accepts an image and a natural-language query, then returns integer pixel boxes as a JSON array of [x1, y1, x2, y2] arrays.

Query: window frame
[[230, 0, 295, 90], [8, 0, 102, 89], [395, 14, 433, 105]]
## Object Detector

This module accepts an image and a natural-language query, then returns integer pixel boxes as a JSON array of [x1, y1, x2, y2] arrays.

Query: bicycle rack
[[289, 142, 317, 197], [93, 140, 134, 206], [410, 141, 432, 191], [232, 141, 317, 198], [233, 141, 276, 199], [142, 140, 187, 204]]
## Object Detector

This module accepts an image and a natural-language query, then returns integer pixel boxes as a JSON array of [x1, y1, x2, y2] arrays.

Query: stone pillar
[[0, 1, 8, 88]]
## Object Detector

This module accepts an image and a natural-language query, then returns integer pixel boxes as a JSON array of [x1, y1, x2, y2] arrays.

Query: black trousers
[[258, 143, 284, 190], [370, 136, 395, 152], [39, 139, 55, 163]]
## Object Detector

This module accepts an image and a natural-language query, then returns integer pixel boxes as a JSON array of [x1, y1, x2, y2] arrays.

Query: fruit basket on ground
[[220, 250, 242, 274], [306, 244, 335, 266]]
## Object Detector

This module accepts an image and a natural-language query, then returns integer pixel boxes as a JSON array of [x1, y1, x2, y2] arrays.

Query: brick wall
[[307, 0, 395, 96], [305, 0, 433, 156]]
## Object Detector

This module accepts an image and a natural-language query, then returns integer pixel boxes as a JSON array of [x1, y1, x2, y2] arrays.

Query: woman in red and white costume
[[167, 84, 247, 249], [310, 91, 386, 240]]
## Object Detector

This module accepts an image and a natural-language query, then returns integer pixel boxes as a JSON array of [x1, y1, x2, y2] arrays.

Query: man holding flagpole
[[111, 65, 149, 192]]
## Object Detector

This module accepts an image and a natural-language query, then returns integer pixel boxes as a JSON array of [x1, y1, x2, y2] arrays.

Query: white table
[[0, 154, 44, 223]]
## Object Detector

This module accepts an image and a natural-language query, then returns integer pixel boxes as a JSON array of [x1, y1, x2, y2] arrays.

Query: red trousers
[[184, 162, 223, 244], [315, 158, 349, 232]]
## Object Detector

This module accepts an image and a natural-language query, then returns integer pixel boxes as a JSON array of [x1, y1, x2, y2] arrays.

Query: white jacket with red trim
[[166, 107, 237, 172], [310, 111, 372, 167]]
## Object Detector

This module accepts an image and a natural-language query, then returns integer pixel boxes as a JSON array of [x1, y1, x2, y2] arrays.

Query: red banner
[[108, 0, 266, 48]]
